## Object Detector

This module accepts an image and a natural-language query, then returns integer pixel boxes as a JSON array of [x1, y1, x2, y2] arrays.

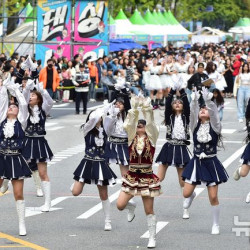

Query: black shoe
[[83, 111, 87, 115], [75, 111, 79, 115]]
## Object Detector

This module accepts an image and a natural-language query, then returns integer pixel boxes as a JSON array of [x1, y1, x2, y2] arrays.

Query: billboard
[[37, 0, 71, 42], [74, 1, 108, 43], [35, 1, 109, 65]]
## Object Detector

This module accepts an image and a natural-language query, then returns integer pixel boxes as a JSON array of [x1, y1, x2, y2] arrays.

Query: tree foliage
[[109, 0, 250, 30]]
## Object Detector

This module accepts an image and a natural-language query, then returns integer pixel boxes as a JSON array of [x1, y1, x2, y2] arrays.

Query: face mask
[[48, 64, 53, 69]]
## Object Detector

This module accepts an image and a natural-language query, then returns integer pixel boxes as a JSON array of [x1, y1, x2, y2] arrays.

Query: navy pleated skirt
[[105, 141, 129, 166], [22, 137, 53, 163], [182, 156, 229, 186], [73, 157, 117, 186], [240, 143, 250, 165], [0, 153, 32, 180], [156, 142, 191, 167]]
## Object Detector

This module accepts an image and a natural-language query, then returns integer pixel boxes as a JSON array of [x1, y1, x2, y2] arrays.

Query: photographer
[[73, 64, 90, 115]]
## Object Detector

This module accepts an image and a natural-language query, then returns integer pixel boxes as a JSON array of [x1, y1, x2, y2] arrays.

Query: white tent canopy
[[192, 27, 226, 44]]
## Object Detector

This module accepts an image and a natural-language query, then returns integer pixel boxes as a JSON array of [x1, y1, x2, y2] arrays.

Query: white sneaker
[[233, 167, 241, 181], [0, 179, 9, 194], [104, 220, 112, 231], [182, 209, 189, 219], [126, 200, 136, 222], [183, 192, 196, 209], [211, 224, 220, 235], [245, 192, 250, 203], [239, 119, 244, 123]]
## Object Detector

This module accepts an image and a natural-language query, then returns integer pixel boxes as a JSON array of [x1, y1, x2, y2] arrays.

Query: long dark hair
[[205, 62, 215, 74], [212, 88, 224, 106], [80, 110, 103, 137], [28, 90, 43, 116], [242, 62, 250, 73]]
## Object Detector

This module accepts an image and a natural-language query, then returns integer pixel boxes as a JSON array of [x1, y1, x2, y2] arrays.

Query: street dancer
[[182, 87, 229, 235], [71, 107, 117, 231], [156, 80, 192, 219], [22, 78, 54, 212], [0, 77, 32, 236], [117, 96, 161, 248], [233, 98, 250, 203]]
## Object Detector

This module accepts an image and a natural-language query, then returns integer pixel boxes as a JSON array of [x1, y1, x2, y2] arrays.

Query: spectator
[[39, 58, 60, 101], [88, 58, 99, 102], [73, 64, 90, 115]]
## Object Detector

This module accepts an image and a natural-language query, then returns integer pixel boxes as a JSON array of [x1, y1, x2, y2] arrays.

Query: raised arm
[[189, 88, 200, 133], [0, 85, 8, 124], [83, 108, 104, 137], [36, 82, 53, 115], [6, 82, 28, 129], [165, 88, 175, 123], [179, 88, 190, 123], [22, 79, 34, 104], [103, 105, 119, 137], [141, 98, 159, 146], [123, 96, 139, 146], [201, 87, 221, 134]]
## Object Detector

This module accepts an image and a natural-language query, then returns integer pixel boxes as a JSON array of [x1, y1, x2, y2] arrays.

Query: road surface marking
[[140, 222, 169, 238], [0, 232, 48, 250], [77, 190, 120, 219]]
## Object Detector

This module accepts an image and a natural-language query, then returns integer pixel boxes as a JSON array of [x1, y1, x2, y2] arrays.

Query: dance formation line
[[1, 55, 250, 249]]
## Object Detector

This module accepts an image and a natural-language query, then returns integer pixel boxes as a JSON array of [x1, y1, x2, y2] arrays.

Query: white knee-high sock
[[212, 205, 220, 226], [238, 167, 242, 176], [102, 199, 111, 222]]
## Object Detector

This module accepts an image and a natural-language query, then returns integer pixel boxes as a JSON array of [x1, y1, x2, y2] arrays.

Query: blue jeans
[[237, 86, 250, 120], [218, 108, 223, 121], [90, 77, 96, 99], [130, 86, 140, 95], [46, 88, 56, 99]]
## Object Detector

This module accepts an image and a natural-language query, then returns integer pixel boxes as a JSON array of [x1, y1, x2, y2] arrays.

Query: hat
[[235, 54, 241, 60]]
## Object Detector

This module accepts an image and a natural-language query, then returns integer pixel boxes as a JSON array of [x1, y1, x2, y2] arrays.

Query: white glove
[[103, 99, 115, 114], [37, 82, 45, 94], [191, 87, 200, 101], [201, 86, 213, 102], [26, 79, 35, 90], [131, 96, 140, 109], [95, 107, 104, 118], [109, 104, 120, 116], [7, 82, 20, 97], [141, 97, 151, 108], [114, 79, 125, 91], [3, 76, 12, 88]]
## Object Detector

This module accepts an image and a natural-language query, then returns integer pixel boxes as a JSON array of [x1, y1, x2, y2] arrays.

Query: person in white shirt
[[236, 63, 250, 122], [73, 64, 90, 115]]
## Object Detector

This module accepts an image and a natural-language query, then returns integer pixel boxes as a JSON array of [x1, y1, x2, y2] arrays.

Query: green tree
[[0, 0, 31, 34]]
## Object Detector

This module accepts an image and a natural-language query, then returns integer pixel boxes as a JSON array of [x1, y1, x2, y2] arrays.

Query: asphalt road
[[0, 98, 250, 250]]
